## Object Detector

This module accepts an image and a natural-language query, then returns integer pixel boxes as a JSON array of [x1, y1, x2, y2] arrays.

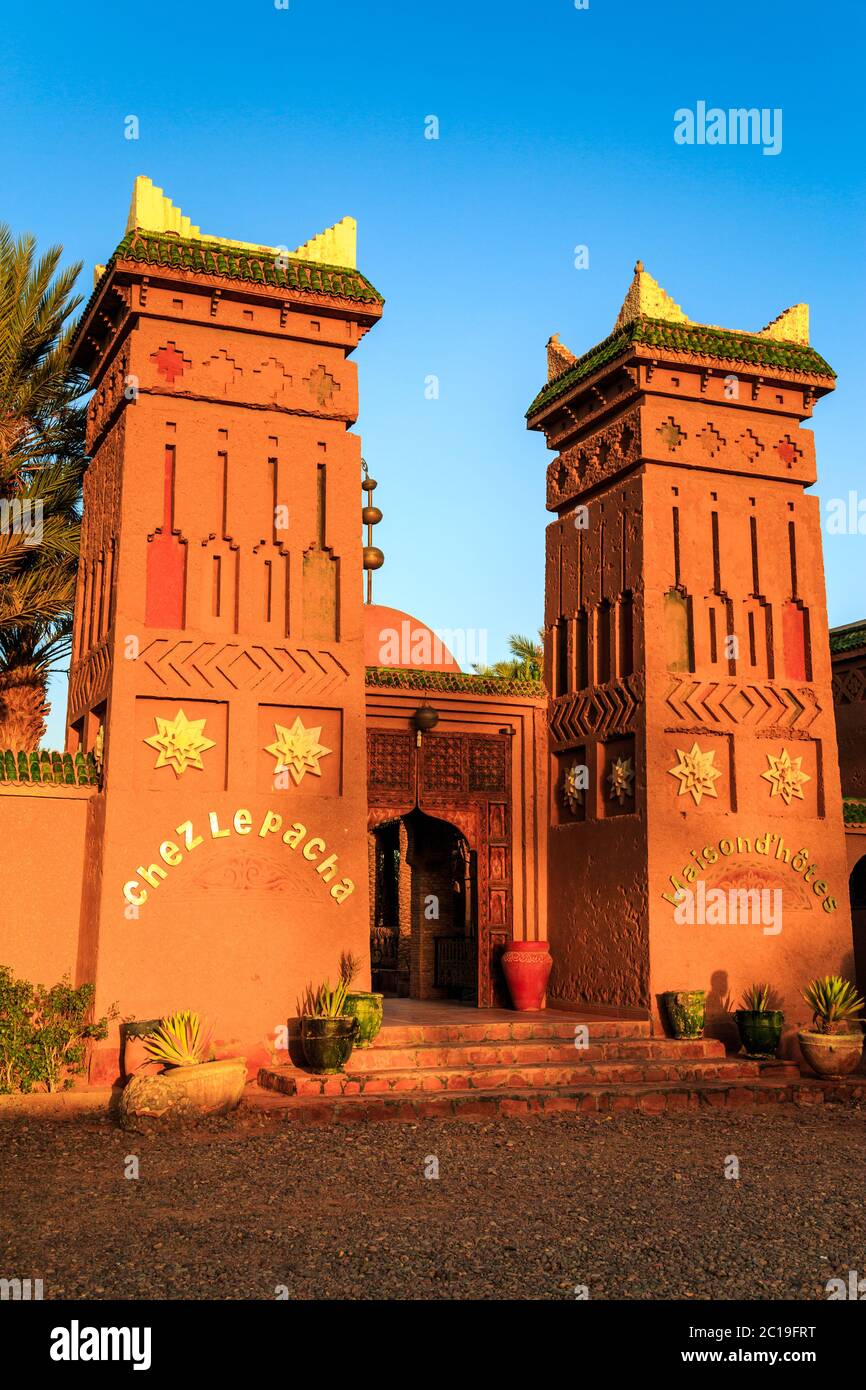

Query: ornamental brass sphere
[[363, 546, 385, 571], [412, 704, 439, 734], [362, 505, 383, 526], [362, 476, 377, 492]]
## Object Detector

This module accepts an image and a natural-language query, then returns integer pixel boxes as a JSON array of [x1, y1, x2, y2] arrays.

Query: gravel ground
[[1, 1103, 864, 1300]]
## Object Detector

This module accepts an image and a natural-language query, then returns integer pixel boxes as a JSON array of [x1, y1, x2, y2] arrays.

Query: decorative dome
[[364, 604, 461, 672]]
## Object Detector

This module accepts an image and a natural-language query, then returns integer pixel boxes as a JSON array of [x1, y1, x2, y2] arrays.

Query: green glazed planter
[[299, 1016, 358, 1074], [662, 990, 706, 1039], [344, 991, 384, 1048], [735, 1009, 784, 1058]]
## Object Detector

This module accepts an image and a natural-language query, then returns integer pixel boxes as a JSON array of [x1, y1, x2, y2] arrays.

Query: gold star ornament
[[762, 747, 810, 805], [668, 741, 722, 806], [608, 756, 635, 804], [144, 709, 216, 777], [563, 760, 587, 813], [265, 717, 332, 785]]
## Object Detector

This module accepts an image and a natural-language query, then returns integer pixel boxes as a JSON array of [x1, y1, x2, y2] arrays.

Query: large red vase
[[502, 940, 553, 1011]]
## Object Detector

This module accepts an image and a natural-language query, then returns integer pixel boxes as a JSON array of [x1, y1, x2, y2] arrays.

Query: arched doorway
[[370, 809, 478, 1003], [850, 854, 866, 994]]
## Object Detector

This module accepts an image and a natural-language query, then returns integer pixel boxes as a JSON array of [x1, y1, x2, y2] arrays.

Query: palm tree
[[473, 631, 544, 681], [0, 224, 86, 747]]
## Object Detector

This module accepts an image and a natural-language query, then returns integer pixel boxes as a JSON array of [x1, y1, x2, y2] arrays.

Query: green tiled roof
[[72, 229, 384, 353], [830, 622, 866, 655], [843, 798, 866, 827], [0, 749, 99, 787], [114, 229, 383, 303], [526, 316, 836, 419], [365, 666, 546, 698]]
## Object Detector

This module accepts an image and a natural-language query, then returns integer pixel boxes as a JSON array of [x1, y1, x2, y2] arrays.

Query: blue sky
[[1, 0, 864, 747]]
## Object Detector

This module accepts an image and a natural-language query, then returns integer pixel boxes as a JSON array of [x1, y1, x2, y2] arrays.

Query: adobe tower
[[67, 178, 383, 1075], [528, 265, 854, 1040]]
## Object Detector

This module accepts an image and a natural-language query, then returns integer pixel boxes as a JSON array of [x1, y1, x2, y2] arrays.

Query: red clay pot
[[502, 940, 553, 1011]]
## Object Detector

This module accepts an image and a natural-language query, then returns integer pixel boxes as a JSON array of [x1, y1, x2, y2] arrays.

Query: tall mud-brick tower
[[67, 177, 383, 1076], [527, 264, 854, 1041]]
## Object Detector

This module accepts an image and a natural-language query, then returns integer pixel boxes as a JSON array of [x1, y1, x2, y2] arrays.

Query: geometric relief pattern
[[832, 665, 866, 706], [137, 638, 349, 698], [67, 639, 112, 721], [367, 731, 413, 794], [664, 675, 821, 731], [549, 674, 643, 744], [547, 404, 641, 507]]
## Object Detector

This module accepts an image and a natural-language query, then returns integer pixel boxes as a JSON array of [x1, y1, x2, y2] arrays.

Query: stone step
[[375, 1017, 651, 1046], [259, 1054, 761, 1099], [249, 1074, 828, 1125], [345, 1036, 727, 1073]]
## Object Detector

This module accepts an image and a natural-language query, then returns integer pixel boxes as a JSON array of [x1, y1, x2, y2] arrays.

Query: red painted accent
[[501, 940, 553, 1011], [145, 447, 186, 628], [151, 343, 188, 384]]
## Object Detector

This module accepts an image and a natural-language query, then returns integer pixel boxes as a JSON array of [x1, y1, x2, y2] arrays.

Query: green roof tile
[[365, 666, 546, 698], [843, 798, 866, 827], [830, 622, 866, 655], [526, 316, 835, 419]]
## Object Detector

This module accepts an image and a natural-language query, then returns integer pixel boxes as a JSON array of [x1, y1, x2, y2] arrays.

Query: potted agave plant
[[297, 978, 358, 1074], [734, 983, 784, 1059], [141, 1011, 247, 1108], [798, 975, 865, 1078], [119, 1011, 247, 1126], [339, 951, 384, 1049]]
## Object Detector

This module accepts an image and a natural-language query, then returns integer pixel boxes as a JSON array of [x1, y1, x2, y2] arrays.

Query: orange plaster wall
[[0, 787, 92, 985]]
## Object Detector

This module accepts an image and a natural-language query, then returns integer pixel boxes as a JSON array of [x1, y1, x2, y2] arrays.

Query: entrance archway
[[369, 809, 478, 1003]]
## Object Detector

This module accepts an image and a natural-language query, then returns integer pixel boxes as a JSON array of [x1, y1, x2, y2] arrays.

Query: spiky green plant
[[296, 978, 350, 1019], [740, 983, 772, 1013], [801, 976, 865, 1034], [339, 951, 362, 987], [142, 1011, 212, 1067]]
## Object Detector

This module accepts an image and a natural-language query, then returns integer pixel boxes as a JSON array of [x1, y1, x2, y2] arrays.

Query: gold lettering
[[123, 880, 146, 906], [303, 837, 326, 861], [209, 811, 230, 839], [137, 862, 167, 889], [159, 840, 182, 867], [258, 810, 282, 838], [330, 877, 355, 904], [176, 819, 203, 852], [233, 808, 252, 835], [283, 822, 306, 849]]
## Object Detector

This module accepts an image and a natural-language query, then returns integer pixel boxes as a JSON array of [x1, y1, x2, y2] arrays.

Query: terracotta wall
[[0, 787, 93, 986]]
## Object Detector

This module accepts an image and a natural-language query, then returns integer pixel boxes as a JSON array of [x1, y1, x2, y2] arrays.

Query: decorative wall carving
[[664, 675, 821, 730], [546, 405, 641, 508], [549, 673, 643, 745], [137, 638, 349, 698]]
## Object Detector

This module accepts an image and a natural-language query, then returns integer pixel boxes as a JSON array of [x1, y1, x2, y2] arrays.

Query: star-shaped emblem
[[668, 742, 722, 805], [761, 747, 810, 805], [608, 756, 635, 804], [144, 709, 215, 777], [265, 717, 332, 785], [563, 760, 587, 813]]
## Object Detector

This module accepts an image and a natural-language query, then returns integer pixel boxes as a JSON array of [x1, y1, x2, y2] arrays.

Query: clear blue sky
[[1, 0, 863, 747]]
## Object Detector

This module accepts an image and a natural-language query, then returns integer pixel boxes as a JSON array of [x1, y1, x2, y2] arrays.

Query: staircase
[[255, 1006, 853, 1123]]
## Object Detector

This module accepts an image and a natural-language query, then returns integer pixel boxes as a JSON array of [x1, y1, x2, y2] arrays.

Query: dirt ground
[[1, 1103, 864, 1300]]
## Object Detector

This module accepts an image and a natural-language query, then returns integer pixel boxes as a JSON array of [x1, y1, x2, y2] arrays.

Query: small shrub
[[0, 966, 112, 1093]]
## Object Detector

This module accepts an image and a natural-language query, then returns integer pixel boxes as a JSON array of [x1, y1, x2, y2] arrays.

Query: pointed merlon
[[291, 217, 357, 271], [123, 175, 357, 269], [547, 333, 577, 381], [758, 304, 810, 346], [613, 261, 691, 331]]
